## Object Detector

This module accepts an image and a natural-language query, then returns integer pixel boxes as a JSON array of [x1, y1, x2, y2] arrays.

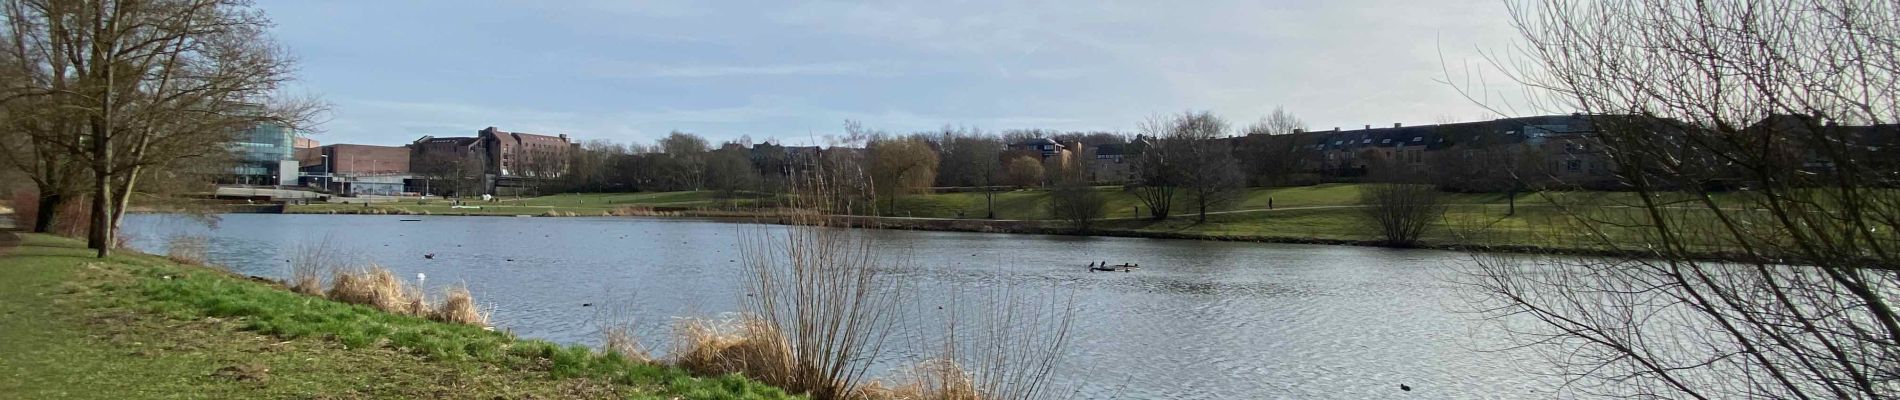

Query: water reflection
[[124, 213, 1557, 399]]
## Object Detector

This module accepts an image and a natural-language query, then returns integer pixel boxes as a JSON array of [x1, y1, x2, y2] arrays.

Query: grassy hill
[[0, 232, 799, 399]]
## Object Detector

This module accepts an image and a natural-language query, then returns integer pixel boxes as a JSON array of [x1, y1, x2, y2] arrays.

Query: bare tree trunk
[[88, 152, 110, 256], [31, 191, 59, 233], [107, 166, 141, 234], [984, 187, 994, 219]]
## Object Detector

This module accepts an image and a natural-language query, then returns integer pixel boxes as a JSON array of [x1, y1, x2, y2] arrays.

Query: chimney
[[1293, 128, 1303, 134], [1394, 123, 1402, 128], [1332, 127, 1340, 132], [1364, 124, 1372, 130]]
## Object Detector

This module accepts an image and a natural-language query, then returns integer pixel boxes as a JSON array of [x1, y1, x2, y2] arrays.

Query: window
[[1361, 139, 1372, 144], [1566, 160, 1582, 171], [1412, 136, 1423, 142], [1380, 139, 1391, 144]]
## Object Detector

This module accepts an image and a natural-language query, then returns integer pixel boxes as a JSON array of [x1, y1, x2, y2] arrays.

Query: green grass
[[280, 184, 1807, 254], [0, 233, 801, 400]]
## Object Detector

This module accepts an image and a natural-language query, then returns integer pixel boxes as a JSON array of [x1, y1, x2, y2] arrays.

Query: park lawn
[[0, 233, 799, 400], [286, 203, 584, 216], [504, 191, 738, 208], [1094, 204, 1642, 250]]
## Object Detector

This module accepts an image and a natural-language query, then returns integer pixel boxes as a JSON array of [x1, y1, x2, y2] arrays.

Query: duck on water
[[1088, 261, 1138, 272]]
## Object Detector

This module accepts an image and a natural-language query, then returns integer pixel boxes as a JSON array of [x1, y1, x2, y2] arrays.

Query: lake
[[123, 213, 1557, 399]]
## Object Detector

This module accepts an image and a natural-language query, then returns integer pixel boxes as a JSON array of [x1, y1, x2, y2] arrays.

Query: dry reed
[[650, 166, 1075, 400], [431, 285, 489, 326], [327, 265, 420, 313], [594, 304, 652, 362], [288, 237, 346, 296], [670, 316, 812, 384], [324, 265, 490, 327], [163, 234, 210, 265]]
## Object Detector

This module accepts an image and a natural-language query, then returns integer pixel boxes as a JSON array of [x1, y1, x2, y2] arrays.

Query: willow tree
[[866, 135, 937, 215], [0, 0, 317, 257], [1459, 1, 1900, 398]]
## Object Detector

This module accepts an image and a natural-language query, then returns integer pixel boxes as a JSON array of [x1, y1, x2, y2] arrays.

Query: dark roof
[[1307, 115, 1598, 152], [414, 135, 480, 147], [1014, 138, 1060, 147], [1093, 143, 1127, 156]]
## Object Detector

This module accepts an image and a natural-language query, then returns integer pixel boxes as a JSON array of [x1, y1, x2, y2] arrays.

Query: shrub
[[1356, 183, 1447, 246]]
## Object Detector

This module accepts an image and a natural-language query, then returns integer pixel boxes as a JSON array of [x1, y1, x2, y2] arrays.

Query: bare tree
[[658, 131, 708, 191], [1133, 111, 1234, 221], [0, 91, 85, 233], [1048, 172, 1104, 231], [866, 135, 938, 215], [558, 139, 623, 192], [705, 146, 759, 197], [1174, 115, 1244, 222], [514, 144, 567, 196], [0, 0, 319, 256], [1453, 1, 1900, 398], [939, 131, 1004, 218], [732, 165, 905, 400], [1129, 115, 1177, 220], [1236, 107, 1313, 187], [1003, 155, 1042, 189], [1356, 183, 1445, 246]]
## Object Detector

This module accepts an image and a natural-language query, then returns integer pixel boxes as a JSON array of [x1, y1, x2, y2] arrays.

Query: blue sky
[[263, 0, 1529, 147]]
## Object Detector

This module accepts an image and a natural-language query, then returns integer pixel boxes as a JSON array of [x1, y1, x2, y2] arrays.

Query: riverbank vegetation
[[0, 232, 799, 399], [281, 183, 1782, 257], [4, 212, 1081, 400], [1451, 0, 1900, 398]]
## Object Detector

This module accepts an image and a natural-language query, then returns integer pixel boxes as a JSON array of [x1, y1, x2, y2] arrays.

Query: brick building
[[299, 144, 413, 195], [411, 126, 575, 195]]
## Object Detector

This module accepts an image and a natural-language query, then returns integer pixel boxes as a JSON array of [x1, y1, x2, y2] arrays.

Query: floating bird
[[1400, 384, 1412, 392], [505, 258, 515, 262], [582, 303, 592, 307], [423, 253, 435, 260]]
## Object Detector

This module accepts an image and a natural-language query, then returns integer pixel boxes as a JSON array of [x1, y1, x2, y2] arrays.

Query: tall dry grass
[[288, 237, 346, 296], [724, 172, 907, 400], [671, 316, 807, 381], [325, 265, 490, 327], [606, 206, 682, 217], [328, 265, 419, 312], [654, 169, 1075, 400], [594, 304, 652, 363], [163, 234, 210, 265], [433, 285, 489, 326], [890, 283, 1076, 400]]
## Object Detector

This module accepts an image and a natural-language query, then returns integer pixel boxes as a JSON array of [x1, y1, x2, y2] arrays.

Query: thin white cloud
[[581, 61, 908, 79], [647, 62, 875, 78]]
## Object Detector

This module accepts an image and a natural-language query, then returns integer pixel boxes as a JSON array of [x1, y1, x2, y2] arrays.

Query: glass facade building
[[231, 122, 299, 185]]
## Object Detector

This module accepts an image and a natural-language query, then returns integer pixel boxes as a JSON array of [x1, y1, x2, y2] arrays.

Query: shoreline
[[229, 205, 1772, 265]]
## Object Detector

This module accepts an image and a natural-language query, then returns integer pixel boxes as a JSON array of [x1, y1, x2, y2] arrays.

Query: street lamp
[[319, 154, 332, 194]]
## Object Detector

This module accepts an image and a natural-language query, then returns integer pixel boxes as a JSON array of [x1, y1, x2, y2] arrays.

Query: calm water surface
[[124, 214, 1559, 399]]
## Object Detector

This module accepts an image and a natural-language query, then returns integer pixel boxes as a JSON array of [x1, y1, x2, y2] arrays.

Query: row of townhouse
[[1070, 113, 1896, 190]]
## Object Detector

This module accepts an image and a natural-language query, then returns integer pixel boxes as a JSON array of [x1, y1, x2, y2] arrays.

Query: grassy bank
[[277, 184, 1781, 256], [283, 184, 1484, 217], [0, 232, 799, 399]]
